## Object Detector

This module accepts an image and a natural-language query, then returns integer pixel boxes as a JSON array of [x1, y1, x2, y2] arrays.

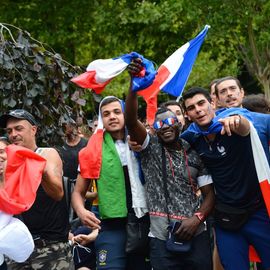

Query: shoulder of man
[[181, 130, 200, 145], [36, 147, 61, 158]]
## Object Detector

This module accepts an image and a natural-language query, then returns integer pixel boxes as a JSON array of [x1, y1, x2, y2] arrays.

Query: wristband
[[194, 212, 205, 222]]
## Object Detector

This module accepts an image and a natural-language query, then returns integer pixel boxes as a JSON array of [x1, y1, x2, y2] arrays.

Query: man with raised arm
[[125, 59, 215, 270]]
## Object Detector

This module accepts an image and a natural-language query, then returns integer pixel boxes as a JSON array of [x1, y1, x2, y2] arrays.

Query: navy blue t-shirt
[[182, 131, 263, 209]]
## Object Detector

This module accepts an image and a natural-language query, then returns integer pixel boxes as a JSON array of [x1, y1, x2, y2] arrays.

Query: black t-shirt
[[22, 185, 70, 241], [60, 138, 88, 179]]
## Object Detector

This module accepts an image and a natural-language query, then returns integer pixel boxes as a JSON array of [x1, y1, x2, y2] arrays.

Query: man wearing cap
[[0, 109, 72, 270]]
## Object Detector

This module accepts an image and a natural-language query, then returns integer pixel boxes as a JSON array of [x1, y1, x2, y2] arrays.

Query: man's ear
[[210, 101, 216, 109], [185, 112, 192, 121], [31, 125, 38, 136], [240, 88, 245, 98]]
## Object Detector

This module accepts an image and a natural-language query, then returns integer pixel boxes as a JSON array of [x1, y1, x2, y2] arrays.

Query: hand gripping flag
[[0, 145, 46, 215], [71, 52, 156, 93], [138, 25, 210, 124]]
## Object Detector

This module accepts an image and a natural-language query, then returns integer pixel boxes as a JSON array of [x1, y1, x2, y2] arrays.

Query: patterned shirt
[[140, 135, 212, 240]]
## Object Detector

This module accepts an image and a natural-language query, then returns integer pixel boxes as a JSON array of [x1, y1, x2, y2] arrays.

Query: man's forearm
[[125, 88, 139, 131]]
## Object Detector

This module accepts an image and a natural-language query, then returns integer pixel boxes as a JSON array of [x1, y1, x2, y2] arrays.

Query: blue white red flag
[[71, 52, 156, 93], [138, 25, 210, 124]]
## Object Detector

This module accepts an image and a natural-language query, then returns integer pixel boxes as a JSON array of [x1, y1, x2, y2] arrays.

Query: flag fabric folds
[[137, 25, 210, 124], [0, 145, 46, 215], [71, 26, 209, 125], [71, 52, 156, 93]]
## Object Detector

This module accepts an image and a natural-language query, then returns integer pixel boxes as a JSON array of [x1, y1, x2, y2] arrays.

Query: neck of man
[[163, 140, 182, 151], [28, 142, 38, 152], [66, 135, 81, 146], [110, 130, 125, 141]]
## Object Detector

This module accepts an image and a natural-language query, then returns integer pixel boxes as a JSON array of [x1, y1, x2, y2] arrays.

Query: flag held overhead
[[71, 52, 156, 93], [138, 25, 210, 124]]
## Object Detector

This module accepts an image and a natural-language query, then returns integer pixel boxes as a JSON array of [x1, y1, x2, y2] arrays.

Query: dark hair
[[181, 87, 211, 111], [160, 100, 184, 114], [0, 136, 9, 145], [155, 107, 174, 119], [215, 76, 243, 97], [209, 78, 220, 89], [242, 94, 270, 114], [92, 115, 98, 122], [100, 97, 121, 109], [161, 100, 180, 108]]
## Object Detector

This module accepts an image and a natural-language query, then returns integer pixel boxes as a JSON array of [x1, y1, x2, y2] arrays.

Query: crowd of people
[[0, 58, 270, 270]]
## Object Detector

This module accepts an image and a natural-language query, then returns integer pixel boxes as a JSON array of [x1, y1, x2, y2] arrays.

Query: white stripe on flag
[[86, 58, 128, 83]]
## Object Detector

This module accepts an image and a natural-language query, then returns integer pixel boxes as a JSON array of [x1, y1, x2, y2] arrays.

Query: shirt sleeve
[[197, 174, 213, 188], [141, 133, 150, 150]]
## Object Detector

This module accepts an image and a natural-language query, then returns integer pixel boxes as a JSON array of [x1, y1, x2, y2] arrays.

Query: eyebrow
[[5, 124, 24, 130]]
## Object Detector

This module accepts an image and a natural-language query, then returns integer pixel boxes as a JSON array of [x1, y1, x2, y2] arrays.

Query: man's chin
[[107, 127, 124, 134], [226, 101, 240, 108], [13, 141, 22, 146]]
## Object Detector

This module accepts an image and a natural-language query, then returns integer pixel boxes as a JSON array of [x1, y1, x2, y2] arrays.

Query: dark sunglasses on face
[[153, 117, 178, 130]]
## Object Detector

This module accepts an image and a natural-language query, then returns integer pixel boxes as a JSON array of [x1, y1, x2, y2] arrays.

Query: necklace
[[203, 135, 216, 151]]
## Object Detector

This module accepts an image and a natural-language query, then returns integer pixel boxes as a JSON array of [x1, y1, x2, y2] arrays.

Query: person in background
[[215, 76, 270, 164], [69, 227, 98, 270], [60, 119, 88, 180], [242, 94, 270, 114], [209, 79, 222, 111], [59, 119, 89, 226], [0, 109, 72, 270], [160, 100, 189, 131]]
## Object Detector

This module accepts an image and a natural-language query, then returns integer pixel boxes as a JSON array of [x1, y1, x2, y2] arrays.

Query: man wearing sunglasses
[[125, 60, 215, 270]]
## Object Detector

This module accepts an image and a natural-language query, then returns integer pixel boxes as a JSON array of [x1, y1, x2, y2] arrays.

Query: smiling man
[[125, 60, 214, 270], [72, 96, 150, 270], [181, 87, 270, 270]]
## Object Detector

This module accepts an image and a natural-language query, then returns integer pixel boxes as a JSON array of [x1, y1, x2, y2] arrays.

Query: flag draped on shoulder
[[138, 25, 210, 124], [71, 52, 156, 93], [184, 107, 270, 262], [0, 145, 46, 215], [79, 96, 124, 179]]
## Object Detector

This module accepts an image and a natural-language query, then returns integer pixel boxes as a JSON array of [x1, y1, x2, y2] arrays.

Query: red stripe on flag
[[259, 179, 270, 216], [249, 245, 261, 262], [79, 129, 104, 179], [71, 71, 111, 94], [138, 65, 170, 125]]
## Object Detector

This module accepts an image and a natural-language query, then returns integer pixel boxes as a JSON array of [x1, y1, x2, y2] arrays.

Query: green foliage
[[0, 23, 89, 146], [1, 0, 269, 124]]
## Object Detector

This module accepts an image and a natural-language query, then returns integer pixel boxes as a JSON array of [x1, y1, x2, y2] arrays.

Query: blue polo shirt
[[181, 131, 263, 209]]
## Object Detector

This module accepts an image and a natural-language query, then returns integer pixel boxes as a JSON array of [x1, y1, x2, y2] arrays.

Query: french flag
[[248, 123, 270, 263], [0, 145, 46, 215], [71, 52, 156, 93], [138, 25, 210, 124]]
